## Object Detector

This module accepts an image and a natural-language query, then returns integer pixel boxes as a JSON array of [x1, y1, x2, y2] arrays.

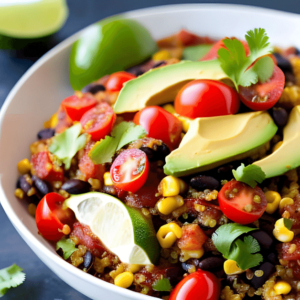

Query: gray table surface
[[1, 0, 300, 299]]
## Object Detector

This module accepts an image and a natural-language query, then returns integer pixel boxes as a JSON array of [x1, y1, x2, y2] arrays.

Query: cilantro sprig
[[49, 123, 87, 170], [89, 121, 147, 164], [232, 163, 266, 188], [152, 278, 172, 292], [212, 223, 263, 270], [217, 28, 274, 90], [56, 237, 77, 260], [0, 264, 25, 297]]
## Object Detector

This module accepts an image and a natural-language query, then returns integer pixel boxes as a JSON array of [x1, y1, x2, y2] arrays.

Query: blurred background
[[0, 0, 299, 299]]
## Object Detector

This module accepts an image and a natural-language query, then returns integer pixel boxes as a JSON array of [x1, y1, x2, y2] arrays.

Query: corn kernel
[[162, 104, 176, 114], [104, 172, 113, 186], [195, 204, 206, 212], [14, 188, 24, 199], [114, 272, 134, 289], [180, 248, 204, 262], [152, 50, 171, 61], [110, 264, 124, 279], [88, 178, 101, 190], [273, 218, 294, 242], [274, 281, 292, 295], [157, 195, 184, 215], [279, 198, 294, 211], [157, 223, 182, 248], [44, 112, 58, 128], [224, 260, 244, 275], [17, 158, 31, 174], [265, 191, 282, 214], [28, 203, 37, 217], [158, 176, 187, 197], [126, 264, 142, 274], [273, 141, 283, 153]]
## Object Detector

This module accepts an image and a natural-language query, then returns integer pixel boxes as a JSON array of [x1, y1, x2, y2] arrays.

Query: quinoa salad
[[14, 19, 300, 300]]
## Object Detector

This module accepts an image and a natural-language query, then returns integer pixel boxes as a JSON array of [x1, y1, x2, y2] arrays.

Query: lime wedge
[[0, 0, 68, 38], [65, 192, 160, 265]]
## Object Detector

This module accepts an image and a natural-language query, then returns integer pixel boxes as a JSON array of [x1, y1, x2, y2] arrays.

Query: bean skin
[[198, 256, 224, 271], [140, 146, 157, 162], [273, 53, 293, 73], [32, 175, 51, 196], [190, 175, 219, 191], [83, 251, 93, 269], [37, 128, 55, 140], [250, 230, 273, 249], [61, 179, 91, 194], [271, 107, 288, 128], [156, 143, 170, 161], [81, 83, 105, 94], [251, 262, 275, 289], [19, 175, 32, 193]]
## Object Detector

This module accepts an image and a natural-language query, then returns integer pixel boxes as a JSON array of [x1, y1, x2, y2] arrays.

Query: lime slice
[[0, 0, 68, 38], [65, 192, 160, 265]]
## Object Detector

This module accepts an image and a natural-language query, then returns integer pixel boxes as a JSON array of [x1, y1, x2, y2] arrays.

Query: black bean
[[19, 175, 32, 193], [140, 146, 157, 162], [88, 84, 106, 94], [153, 61, 166, 68], [217, 164, 234, 180], [125, 65, 144, 76], [215, 269, 225, 278], [251, 262, 275, 289], [83, 251, 93, 269], [273, 53, 293, 73], [267, 252, 278, 265], [61, 179, 91, 194], [37, 128, 55, 140], [32, 176, 51, 196], [165, 266, 183, 285], [226, 275, 239, 285], [181, 259, 199, 273], [250, 230, 273, 249], [271, 107, 288, 127], [198, 256, 224, 271], [178, 214, 196, 224], [156, 143, 170, 161], [190, 175, 219, 191], [16, 177, 21, 189]]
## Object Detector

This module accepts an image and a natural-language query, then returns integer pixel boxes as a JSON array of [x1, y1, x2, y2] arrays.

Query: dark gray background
[[0, 1, 299, 299]]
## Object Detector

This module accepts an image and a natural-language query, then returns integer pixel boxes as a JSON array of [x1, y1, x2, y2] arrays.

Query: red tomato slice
[[80, 102, 116, 141], [238, 65, 285, 110], [106, 71, 136, 92], [218, 180, 267, 225], [35, 192, 75, 241], [174, 80, 239, 118], [110, 149, 149, 193], [200, 38, 250, 61], [133, 106, 182, 150], [177, 224, 207, 251], [61, 95, 97, 121], [170, 269, 220, 300]]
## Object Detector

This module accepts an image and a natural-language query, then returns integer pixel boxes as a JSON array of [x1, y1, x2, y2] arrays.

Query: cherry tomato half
[[170, 269, 220, 300], [238, 65, 285, 111], [80, 102, 116, 141], [61, 95, 97, 121], [106, 71, 136, 92], [110, 149, 149, 193], [35, 192, 75, 241], [133, 106, 182, 150], [218, 180, 267, 225], [174, 80, 240, 119]]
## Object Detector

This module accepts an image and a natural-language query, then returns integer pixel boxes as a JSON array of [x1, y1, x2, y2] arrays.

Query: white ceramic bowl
[[1, 4, 300, 300]]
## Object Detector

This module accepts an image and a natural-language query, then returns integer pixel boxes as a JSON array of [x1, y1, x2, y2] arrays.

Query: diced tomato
[[78, 141, 105, 181], [177, 29, 215, 46], [281, 237, 300, 261], [177, 224, 207, 251], [70, 222, 108, 257], [281, 198, 300, 229], [55, 105, 73, 134], [31, 151, 64, 182], [106, 71, 136, 92]]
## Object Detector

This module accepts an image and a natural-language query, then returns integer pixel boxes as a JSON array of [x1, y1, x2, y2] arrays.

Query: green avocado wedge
[[69, 18, 158, 90], [182, 44, 213, 61], [254, 105, 300, 178], [113, 60, 227, 113], [164, 111, 277, 177]]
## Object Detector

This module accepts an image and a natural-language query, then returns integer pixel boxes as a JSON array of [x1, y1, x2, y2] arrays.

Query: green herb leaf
[[284, 218, 293, 230], [48, 123, 87, 170], [152, 278, 172, 292], [182, 44, 212, 61], [0, 264, 25, 297], [212, 223, 257, 257], [56, 237, 77, 260], [217, 28, 274, 90], [232, 163, 266, 188], [89, 121, 147, 164]]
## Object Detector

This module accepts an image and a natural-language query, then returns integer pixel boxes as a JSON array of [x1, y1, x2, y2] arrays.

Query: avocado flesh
[[254, 105, 300, 178], [164, 111, 277, 177], [113, 60, 227, 113]]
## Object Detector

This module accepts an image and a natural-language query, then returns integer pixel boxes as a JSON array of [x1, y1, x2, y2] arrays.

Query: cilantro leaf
[[212, 223, 256, 257], [284, 218, 293, 230], [89, 122, 147, 164], [0, 264, 25, 297], [232, 163, 266, 188], [56, 237, 77, 260], [217, 28, 274, 90], [152, 278, 172, 292], [49, 123, 87, 170]]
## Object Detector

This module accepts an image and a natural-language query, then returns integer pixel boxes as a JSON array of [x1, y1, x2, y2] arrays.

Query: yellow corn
[[152, 50, 171, 61], [157, 223, 182, 248], [273, 218, 294, 242], [44, 112, 58, 128], [180, 248, 204, 262], [157, 195, 184, 215], [224, 260, 244, 275], [163, 104, 176, 114], [279, 197, 294, 211], [126, 264, 143, 274], [177, 115, 192, 133], [114, 271, 134, 288], [274, 281, 292, 295], [104, 172, 113, 186], [265, 191, 281, 214], [158, 176, 187, 197], [14, 188, 24, 199], [17, 158, 31, 175], [272, 141, 283, 153]]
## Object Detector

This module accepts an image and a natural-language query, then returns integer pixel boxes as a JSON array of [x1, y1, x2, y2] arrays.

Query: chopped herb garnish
[[89, 121, 147, 164], [0, 264, 26, 297], [56, 237, 77, 260], [232, 163, 266, 188], [152, 278, 172, 292], [217, 28, 274, 90], [284, 218, 293, 230], [48, 123, 87, 170]]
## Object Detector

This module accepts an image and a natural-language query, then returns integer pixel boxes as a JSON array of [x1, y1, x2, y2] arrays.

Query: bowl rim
[[1, 3, 300, 299]]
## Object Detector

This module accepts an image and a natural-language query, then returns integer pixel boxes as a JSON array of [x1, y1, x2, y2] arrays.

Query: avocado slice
[[164, 111, 277, 177], [254, 106, 300, 178], [113, 60, 227, 113]]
